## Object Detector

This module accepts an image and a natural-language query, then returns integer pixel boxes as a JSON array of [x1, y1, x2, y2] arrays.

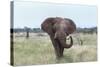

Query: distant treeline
[[77, 27, 97, 34], [12, 26, 97, 34], [12, 27, 43, 33]]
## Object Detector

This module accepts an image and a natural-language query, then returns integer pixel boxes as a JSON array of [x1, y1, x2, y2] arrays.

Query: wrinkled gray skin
[[41, 17, 76, 58]]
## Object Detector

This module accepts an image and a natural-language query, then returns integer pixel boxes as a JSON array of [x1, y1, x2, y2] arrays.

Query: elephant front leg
[[54, 41, 64, 58], [57, 39, 64, 57], [50, 36, 65, 59], [54, 43, 61, 59], [60, 46, 64, 57], [50, 36, 61, 58]]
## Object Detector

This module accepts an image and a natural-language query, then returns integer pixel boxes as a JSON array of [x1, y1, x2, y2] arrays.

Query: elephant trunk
[[54, 31, 73, 48]]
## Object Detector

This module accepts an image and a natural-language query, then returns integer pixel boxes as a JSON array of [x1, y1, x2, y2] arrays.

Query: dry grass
[[13, 33, 97, 66]]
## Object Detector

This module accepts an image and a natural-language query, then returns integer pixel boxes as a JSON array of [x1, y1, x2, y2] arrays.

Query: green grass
[[13, 33, 97, 66]]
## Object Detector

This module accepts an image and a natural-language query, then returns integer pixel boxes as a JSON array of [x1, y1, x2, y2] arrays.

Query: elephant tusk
[[58, 35, 73, 48], [66, 35, 73, 48]]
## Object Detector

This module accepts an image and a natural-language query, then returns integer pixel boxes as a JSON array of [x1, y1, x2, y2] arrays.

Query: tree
[[24, 26, 30, 38]]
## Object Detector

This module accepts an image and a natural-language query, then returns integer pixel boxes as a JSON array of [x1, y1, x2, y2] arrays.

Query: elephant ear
[[64, 18, 76, 34], [41, 17, 55, 35]]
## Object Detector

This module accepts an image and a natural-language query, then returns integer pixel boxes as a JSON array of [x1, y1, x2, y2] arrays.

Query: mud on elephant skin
[[41, 17, 76, 58]]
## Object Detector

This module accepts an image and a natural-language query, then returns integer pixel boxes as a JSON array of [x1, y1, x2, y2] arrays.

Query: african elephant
[[41, 17, 76, 58]]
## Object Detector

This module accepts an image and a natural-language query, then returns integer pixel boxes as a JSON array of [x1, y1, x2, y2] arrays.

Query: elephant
[[41, 17, 76, 58]]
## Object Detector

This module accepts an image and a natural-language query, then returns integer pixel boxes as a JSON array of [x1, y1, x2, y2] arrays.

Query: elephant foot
[[56, 53, 64, 60], [56, 56, 64, 61], [55, 47, 64, 59]]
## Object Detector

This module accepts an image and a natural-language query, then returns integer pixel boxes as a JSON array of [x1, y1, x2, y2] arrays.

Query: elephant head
[[41, 17, 76, 57]]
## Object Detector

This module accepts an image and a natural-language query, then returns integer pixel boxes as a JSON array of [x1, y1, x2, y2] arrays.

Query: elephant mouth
[[58, 35, 73, 48]]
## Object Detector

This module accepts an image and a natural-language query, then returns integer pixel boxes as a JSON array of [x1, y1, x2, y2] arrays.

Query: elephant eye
[[64, 28, 69, 35]]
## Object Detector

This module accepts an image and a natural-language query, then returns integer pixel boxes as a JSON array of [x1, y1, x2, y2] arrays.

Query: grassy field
[[13, 33, 97, 66]]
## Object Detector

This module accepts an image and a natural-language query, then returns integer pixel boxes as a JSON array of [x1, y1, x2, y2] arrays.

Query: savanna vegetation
[[13, 31, 97, 66]]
